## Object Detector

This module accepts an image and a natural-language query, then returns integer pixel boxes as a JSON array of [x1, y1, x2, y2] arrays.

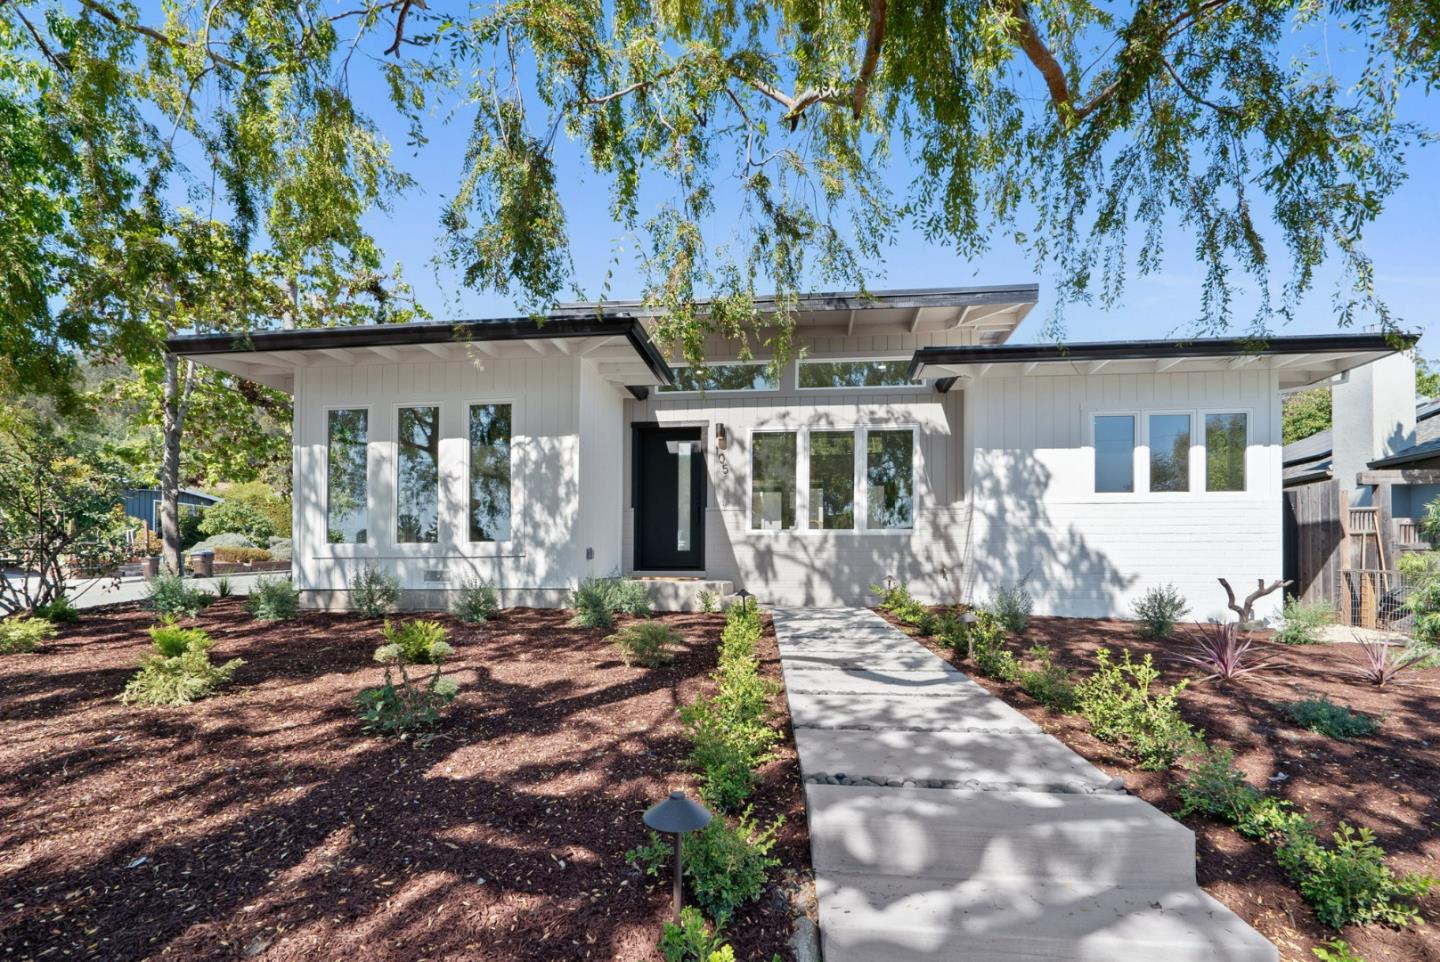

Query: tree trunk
[[160, 352, 184, 575]]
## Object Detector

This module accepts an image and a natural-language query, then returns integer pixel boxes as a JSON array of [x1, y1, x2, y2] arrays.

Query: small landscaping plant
[[215, 575, 234, 598], [121, 622, 242, 706], [0, 616, 57, 654], [34, 594, 79, 624], [870, 580, 934, 634], [1131, 583, 1189, 639], [357, 631, 459, 743], [610, 621, 679, 667], [1178, 621, 1270, 681], [629, 807, 783, 926], [1075, 648, 1199, 770], [697, 589, 720, 613], [570, 575, 652, 630], [450, 578, 500, 623], [967, 611, 1021, 682], [1177, 747, 1265, 824], [933, 610, 969, 652], [349, 564, 401, 618], [657, 906, 735, 962], [378, 619, 454, 665], [1019, 644, 1078, 712], [681, 601, 781, 811], [142, 573, 215, 619], [1311, 939, 1366, 962], [1282, 696, 1379, 740], [985, 579, 1033, 634], [1351, 640, 1418, 686], [246, 576, 299, 620], [1275, 596, 1333, 645], [1275, 822, 1436, 929]]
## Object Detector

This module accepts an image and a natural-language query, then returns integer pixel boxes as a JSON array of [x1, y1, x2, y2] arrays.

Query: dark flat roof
[[166, 315, 675, 387], [909, 332, 1412, 379], [555, 284, 1040, 315]]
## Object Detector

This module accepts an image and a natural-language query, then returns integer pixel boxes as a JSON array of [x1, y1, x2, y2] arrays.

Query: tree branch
[[851, 0, 887, 119], [383, 0, 423, 57], [77, 0, 245, 69]]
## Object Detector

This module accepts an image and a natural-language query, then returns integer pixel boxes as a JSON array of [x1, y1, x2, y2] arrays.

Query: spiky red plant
[[1351, 640, 1417, 686], [1178, 621, 1271, 681]]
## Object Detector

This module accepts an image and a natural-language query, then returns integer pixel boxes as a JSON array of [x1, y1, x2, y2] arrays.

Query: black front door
[[634, 426, 705, 571]]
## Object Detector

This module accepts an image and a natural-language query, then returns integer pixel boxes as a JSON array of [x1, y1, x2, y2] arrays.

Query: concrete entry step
[[786, 690, 1042, 733], [806, 785, 1195, 888], [795, 727, 1114, 792], [817, 873, 1278, 962]]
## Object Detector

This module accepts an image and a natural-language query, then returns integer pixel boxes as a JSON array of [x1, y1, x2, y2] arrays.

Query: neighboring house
[[121, 488, 220, 531], [168, 287, 1400, 618]]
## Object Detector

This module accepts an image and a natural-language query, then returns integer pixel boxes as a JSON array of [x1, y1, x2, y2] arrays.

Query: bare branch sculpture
[[1218, 577, 1293, 624]]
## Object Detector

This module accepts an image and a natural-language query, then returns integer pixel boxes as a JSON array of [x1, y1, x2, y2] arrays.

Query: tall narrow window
[[751, 432, 797, 530], [866, 430, 914, 529], [1148, 414, 1191, 492], [397, 406, 440, 543], [809, 431, 855, 529], [1206, 413, 1248, 491], [327, 409, 369, 543], [469, 403, 512, 542], [1094, 415, 1135, 493]]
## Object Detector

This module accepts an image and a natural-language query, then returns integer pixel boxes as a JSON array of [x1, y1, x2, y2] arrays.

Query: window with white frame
[[327, 408, 369, 543], [798, 359, 920, 389], [1148, 413, 1191, 493], [1205, 412, 1248, 491], [1093, 415, 1135, 493], [661, 363, 777, 392], [750, 431, 798, 530], [468, 403, 512, 542], [397, 405, 440, 543], [751, 426, 916, 532]]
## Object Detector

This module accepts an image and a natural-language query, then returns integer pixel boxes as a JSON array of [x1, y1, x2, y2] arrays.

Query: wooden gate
[[1283, 479, 1344, 607]]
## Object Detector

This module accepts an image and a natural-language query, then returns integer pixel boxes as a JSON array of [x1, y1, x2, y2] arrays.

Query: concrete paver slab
[[785, 691, 1042, 733]]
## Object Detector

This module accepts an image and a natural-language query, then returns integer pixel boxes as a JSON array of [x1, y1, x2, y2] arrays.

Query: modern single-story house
[[122, 487, 220, 531], [167, 286, 1403, 618]]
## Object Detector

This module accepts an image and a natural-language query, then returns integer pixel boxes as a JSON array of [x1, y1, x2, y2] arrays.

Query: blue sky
[[332, 23, 1440, 350]]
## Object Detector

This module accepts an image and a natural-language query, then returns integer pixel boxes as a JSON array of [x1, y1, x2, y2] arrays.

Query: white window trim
[[394, 401, 445, 547], [746, 423, 919, 535], [795, 356, 927, 392], [462, 397, 521, 551], [659, 359, 779, 395], [1144, 410, 1195, 494], [319, 404, 373, 558], [1200, 408, 1253, 494]]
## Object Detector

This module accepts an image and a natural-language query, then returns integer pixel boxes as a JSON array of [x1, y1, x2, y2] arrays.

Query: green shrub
[[1019, 645, 1078, 711], [356, 640, 459, 742], [121, 623, 242, 706], [199, 482, 290, 541], [378, 619, 453, 665], [212, 546, 273, 564], [657, 907, 735, 962], [967, 611, 1021, 682], [1177, 747, 1265, 822], [570, 575, 653, 630], [933, 610, 968, 652], [1131, 584, 1190, 639], [349, 564, 400, 618], [985, 579, 1033, 634], [1075, 648, 1200, 770], [0, 616, 58, 654], [1312, 939, 1367, 962], [870, 581, 934, 634], [142, 573, 215, 619], [1282, 696, 1378, 740], [34, 595, 79, 624], [629, 808, 784, 925], [1275, 597, 1333, 645], [1275, 823, 1436, 929], [450, 578, 500, 623], [246, 576, 299, 621], [215, 575, 234, 598], [697, 589, 720, 613], [610, 621, 679, 667]]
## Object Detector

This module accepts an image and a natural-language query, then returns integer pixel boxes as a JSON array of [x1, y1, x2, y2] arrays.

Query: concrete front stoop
[[772, 607, 1277, 962]]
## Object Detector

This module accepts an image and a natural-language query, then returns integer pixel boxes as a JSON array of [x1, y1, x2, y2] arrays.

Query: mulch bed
[[888, 611, 1440, 962], [0, 602, 811, 962]]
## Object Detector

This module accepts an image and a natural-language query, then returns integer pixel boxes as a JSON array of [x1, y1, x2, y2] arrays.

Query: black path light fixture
[[642, 790, 712, 921]]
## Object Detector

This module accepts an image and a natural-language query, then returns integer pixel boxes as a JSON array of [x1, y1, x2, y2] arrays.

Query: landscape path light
[[642, 789, 712, 921]]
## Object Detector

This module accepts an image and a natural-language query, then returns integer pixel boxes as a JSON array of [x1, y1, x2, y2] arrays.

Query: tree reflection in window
[[397, 406, 440, 543], [327, 409, 368, 544], [1206, 413, 1248, 491], [809, 431, 855, 529], [866, 430, 914, 529], [799, 360, 920, 388], [469, 403, 512, 542], [750, 432, 797, 530]]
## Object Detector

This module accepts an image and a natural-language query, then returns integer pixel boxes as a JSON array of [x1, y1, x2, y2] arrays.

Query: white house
[[168, 287, 1401, 618]]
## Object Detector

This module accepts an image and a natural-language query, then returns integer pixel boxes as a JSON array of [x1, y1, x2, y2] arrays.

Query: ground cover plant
[[904, 613, 1440, 962], [0, 616, 57, 654], [120, 622, 242, 706], [1282, 696, 1380, 741], [0, 600, 810, 962]]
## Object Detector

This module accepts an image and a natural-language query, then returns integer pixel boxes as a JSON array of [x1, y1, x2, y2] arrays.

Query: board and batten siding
[[963, 367, 1284, 620], [292, 355, 623, 607]]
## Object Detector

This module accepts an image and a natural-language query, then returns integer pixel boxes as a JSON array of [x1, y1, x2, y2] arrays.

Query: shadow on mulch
[[889, 610, 1440, 962], [0, 601, 810, 962]]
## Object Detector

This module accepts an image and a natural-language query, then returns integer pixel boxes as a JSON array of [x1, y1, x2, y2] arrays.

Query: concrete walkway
[[773, 607, 1277, 962]]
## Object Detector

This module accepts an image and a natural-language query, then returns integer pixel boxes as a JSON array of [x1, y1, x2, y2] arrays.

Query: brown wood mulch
[[888, 610, 1440, 962], [0, 601, 811, 962]]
